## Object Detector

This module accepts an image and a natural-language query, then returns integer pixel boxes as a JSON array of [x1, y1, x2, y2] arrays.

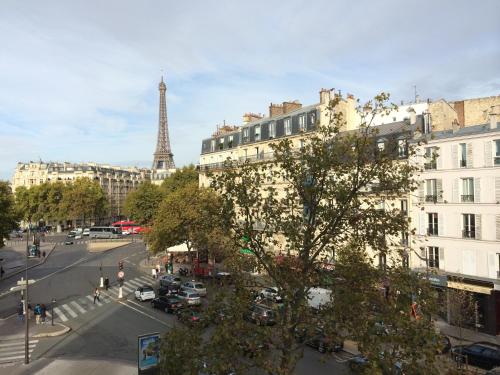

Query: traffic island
[[0, 315, 70, 340], [87, 241, 131, 253], [32, 323, 71, 338]]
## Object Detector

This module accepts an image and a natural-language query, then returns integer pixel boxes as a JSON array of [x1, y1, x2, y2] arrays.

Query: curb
[[32, 324, 71, 338], [86, 241, 136, 254], [0, 244, 56, 281]]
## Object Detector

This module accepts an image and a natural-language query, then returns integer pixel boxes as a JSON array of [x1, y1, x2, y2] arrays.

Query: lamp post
[[24, 223, 30, 365], [51, 298, 56, 326]]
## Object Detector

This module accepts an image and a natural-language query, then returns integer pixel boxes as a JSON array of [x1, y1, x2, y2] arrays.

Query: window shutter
[[485, 141, 493, 167], [451, 144, 458, 168], [436, 147, 443, 169], [420, 247, 427, 258], [466, 142, 473, 168], [496, 215, 500, 241], [475, 214, 481, 240], [436, 179, 443, 202], [418, 182, 424, 202], [438, 213, 444, 236], [439, 247, 445, 269], [474, 178, 481, 203], [496, 177, 500, 202], [419, 212, 425, 235], [452, 179, 459, 202]]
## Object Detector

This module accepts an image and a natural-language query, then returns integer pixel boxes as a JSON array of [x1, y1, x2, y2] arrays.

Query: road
[[0, 241, 353, 375]]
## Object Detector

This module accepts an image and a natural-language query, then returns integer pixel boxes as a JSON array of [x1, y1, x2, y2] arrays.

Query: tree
[[148, 182, 224, 267], [0, 181, 19, 247], [160, 165, 198, 195], [123, 182, 164, 225], [160, 94, 440, 375], [61, 178, 109, 225]]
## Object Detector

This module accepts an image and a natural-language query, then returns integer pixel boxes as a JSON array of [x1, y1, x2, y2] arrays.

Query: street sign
[[118, 271, 125, 279], [17, 279, 35, 286]]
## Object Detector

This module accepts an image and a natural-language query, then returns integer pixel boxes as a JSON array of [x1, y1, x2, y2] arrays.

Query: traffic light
[[118, 261, 123, 270]]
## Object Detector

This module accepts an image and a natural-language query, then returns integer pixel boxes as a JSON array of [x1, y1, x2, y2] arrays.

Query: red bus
[[112, 220, 144, 234]]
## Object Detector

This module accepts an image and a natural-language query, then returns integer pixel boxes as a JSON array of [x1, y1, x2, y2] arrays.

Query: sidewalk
[[0, 243, 56, 281], [0, 315, 69, 340], [7, 358, 136, 375], [436, 317, 500, 346]]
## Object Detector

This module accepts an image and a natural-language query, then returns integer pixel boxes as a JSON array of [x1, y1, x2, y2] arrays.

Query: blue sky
[[0, 0, 499, 180]]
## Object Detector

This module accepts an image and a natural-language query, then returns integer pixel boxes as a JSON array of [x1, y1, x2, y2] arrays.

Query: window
[[284, 118, 292, 135], [401, 231, 409, 246], [218, 138, 224, 150], [299, 115, 306, 131], [254, 125, 261, 141], [378, 253, 387, 270], [427, 213, 438, 236], [210, 139, 216, 152], [423, 112, 432, 134], [228, 135, 234, 148], [255, 147, 260, 160], [495, 140, 500, 165], [269, 122, 276, 138], [310, 112, 316, 125], [398, 139, 408, 158], [424, 147, 437, 169], [459, 143, 467, 167], [402, 253, 409, 268], [461, 178, 474, 202], [377, 140, 385, 152], [427, 246, 439, 269], [463, 214, 476, 239], [242, 128, 249, 143], [400, 199, 408, 215], [425, 179, 437, 203]]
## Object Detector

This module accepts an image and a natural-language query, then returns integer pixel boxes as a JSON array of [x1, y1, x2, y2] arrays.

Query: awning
[[166, 243, 190, 253], [240, 248, 254, 255], [448, 281, 492, 295]]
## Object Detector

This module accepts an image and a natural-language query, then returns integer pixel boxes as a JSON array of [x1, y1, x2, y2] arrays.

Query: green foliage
[[159, 326, 203, 375], [123, 182, 163, 225], [0, 181, 19, 247], [160, 165, 198, 195], [61, 178, 108, 224]]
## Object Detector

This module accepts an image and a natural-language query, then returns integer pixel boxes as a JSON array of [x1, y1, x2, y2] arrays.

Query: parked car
[[244, 304, 276, 326], [151, 296, 184, 313], [259, 287, 283, 303], [177, 290, 201, 305], [348, 354, 403, 374], [451, 342, 500, 370], [158, 284, 181, 297], [134, 286, 155, 301], [486, 367, 500, 375], [67, 231, 76, 238], [215, 272, 232, 285], [181, 281, 207, 297], [304, 329, 343, 353], [82, 228, 90, 236], [177, 308, 206, 326], [64, 237, 74, 245], [159, 275, 182, 287]]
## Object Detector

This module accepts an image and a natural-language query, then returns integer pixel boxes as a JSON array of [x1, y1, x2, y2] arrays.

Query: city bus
[[111, 220, 144, 235], [89, 226, 122, 239]]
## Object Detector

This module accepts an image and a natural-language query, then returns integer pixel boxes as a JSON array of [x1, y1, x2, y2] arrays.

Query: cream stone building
[[12, 161, 151, 222], [199, 89, 500, 334]]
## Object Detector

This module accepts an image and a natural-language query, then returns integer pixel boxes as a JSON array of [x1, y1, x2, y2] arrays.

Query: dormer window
[[228, 135, 234, 148], [377, 140, 385, 151], [269, 122, 276, 138], [255, 125, 261, 141], [210, 139, 216, 152], [218, 138, 224, 150], [284, 118, 292, 136], [299, 115, 306, 131], [310, 112, 316, 125], [242, 128, 249, 143]]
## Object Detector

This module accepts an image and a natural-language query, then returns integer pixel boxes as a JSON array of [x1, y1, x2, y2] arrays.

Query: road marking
[[70, 301, 86, 314], [118, 300, 171, 328], [138, 276, 153, 283], [0, 341, 38, 349], [61, 304, 78, 318], [121, 285, 134, 293], [86, 295, 102, 306], [53, 307, 68, 322], [126, 279, 143, 287], [78, 297, 95, 310]]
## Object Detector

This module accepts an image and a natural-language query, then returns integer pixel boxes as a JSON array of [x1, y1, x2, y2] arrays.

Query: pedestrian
[[156, 264, 160, 275], [0, 266, 4, 278], [93, 288, 100, 304], [104, 277, 109, 290], [17, 302, 24, 322], [27, 302, 32, 320], [40, 304, 47, 324], [42, 251, 46, 258], [34, 303, 41, 324], [152, 267, 157, 279]]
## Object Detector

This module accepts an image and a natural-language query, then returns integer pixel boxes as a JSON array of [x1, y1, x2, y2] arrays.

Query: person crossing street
[[93, 288, 100, 304]]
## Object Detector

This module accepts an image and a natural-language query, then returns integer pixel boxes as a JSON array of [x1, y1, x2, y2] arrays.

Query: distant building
[[12, 161, 150, 222]]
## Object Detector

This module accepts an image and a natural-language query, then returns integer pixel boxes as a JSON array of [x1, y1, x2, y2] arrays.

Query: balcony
[[461, 194, 474, 203], [460, 159, 467, 168], [424, 162, 437, 170], [425, 195, 437, 203], [427, 228, 438, 236], [495, 156, 500, 166], [462, 229, 476, 239]]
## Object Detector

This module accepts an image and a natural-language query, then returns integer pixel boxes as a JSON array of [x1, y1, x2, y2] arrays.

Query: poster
[[138, 333, 160, 372]]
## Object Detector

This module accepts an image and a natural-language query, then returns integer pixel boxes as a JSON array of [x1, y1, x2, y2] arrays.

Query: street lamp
[[51, 298, 56, 326]]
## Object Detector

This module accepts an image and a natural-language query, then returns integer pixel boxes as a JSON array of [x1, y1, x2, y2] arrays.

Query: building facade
[[199, 88, 500, 334], [12, 161, 151, 222]]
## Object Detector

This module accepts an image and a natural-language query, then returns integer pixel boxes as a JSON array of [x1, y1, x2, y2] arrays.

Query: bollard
[[118, 287, 123, 299], [100, 277, 104, 288]]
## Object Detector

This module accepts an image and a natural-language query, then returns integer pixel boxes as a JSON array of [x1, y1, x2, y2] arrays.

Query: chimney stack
[[282, 100, 302, 114], [489, 105, 500, 130], [319, 88, 333, 105], [452, 119, 460, 134], [243, 112, 263, 124], [269, 103, 284, 118]]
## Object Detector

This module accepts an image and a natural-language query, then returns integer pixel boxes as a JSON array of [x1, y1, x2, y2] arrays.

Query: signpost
[[118, 271, 125, 299], [138, 332, 160, 374]]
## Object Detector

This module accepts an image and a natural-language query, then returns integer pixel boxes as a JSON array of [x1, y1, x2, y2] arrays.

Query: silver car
[[135, 286, 155, 301], [181, 281, 207, 297], [177, 290, 201, 305]]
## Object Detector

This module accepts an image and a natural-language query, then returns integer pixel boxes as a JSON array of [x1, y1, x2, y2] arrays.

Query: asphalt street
[[0, 241, 352, 375]]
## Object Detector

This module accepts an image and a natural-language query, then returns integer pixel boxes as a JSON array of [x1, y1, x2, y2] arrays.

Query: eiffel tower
[[152, 77, 175, 170]]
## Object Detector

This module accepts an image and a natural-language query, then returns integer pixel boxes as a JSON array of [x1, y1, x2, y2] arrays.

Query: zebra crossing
[[0, 338, 39, 364], [49, 275, 153, 323]]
